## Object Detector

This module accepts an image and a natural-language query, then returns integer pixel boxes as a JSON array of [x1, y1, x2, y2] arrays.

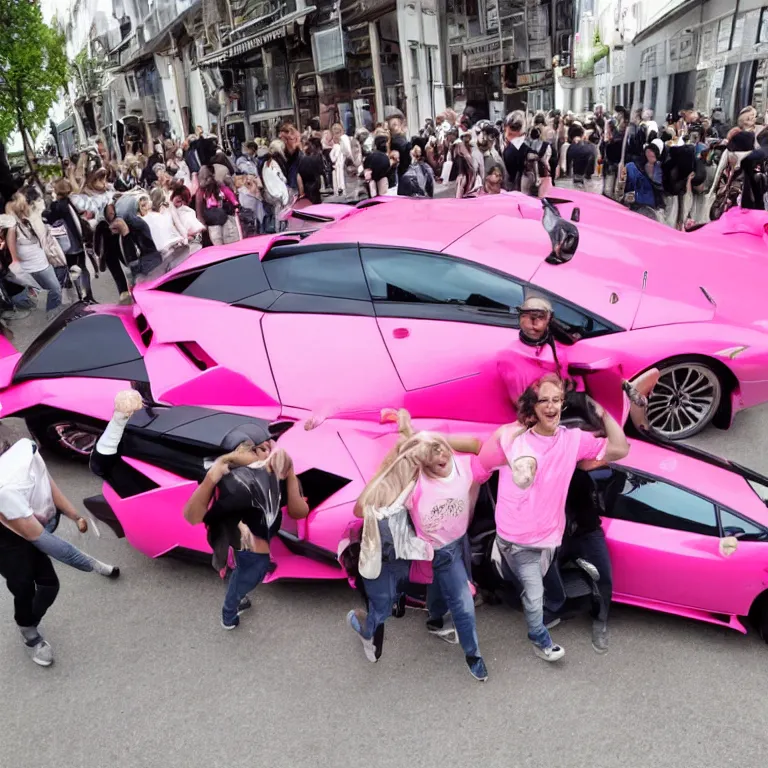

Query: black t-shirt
[[298, 154, 325, 204], [565, 470, 603, 537], [567, 142, 597, 178], [284, 148, 304, 190], [364, 150, 391, 182], [390, 134, 411, 177], [204, 466, 283, 545], [604, 133, 625, 165]]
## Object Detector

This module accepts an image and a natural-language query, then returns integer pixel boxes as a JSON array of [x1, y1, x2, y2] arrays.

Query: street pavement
[[2, 224, 768, 768]]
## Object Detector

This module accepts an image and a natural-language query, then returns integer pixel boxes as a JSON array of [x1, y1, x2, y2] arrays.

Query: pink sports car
[[0, 192, 767, 457], [82, 404, 768, 644]]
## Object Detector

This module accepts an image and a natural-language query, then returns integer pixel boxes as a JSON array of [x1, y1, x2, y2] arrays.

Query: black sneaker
[[238, 596, 252, 614], [466, 655, 489, 682], [592, 620, 609, 654], [426, 616, 459, 644]]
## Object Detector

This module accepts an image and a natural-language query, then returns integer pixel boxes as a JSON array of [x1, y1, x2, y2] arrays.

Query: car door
[[259, 244, 404, 418], [595, 467, 749, 614], [360, 246, 524, 423]]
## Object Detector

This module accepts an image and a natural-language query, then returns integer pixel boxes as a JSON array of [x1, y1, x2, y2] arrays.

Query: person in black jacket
[[47, 179, 96, 304], [502, 111, 530, 192], [94, 204, 132, 303], [740, 128, 768, 210]]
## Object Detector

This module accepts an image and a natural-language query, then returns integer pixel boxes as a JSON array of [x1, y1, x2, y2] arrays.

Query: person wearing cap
[[183, 421, 309, 629]]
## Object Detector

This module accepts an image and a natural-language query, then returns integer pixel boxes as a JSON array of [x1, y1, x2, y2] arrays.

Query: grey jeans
[[496, 536, 557, 649]]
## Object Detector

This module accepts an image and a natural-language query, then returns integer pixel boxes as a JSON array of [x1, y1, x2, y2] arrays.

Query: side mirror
[[571, 207, 581, 222]]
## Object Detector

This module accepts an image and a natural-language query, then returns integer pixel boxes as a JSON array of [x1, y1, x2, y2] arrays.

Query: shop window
[[759, 8, 768, 43]]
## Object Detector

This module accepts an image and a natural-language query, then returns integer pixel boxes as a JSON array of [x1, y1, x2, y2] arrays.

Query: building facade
[[561, 0, 768, 122]]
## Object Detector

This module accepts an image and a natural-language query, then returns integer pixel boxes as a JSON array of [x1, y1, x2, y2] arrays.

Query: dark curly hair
[[516, 373, 570, 427]]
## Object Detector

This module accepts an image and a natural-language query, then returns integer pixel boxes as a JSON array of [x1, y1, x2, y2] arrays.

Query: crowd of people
[[1, 101, 766, 327]]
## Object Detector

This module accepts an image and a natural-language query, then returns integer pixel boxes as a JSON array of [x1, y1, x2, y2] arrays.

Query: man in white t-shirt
[[0, 438, 119, 667]]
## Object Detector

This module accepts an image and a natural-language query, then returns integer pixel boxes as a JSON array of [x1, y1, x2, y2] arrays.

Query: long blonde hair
[[357, 410, 453, 511]]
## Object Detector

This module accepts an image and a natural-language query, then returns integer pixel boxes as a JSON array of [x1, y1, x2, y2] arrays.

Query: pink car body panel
[[95, 415, 768, 635]]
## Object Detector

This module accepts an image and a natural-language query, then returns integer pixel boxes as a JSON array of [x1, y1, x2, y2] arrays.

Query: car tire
[[749, 593, 768, 644], [25, 412, 104, 463], [645, 357, 723, 440]]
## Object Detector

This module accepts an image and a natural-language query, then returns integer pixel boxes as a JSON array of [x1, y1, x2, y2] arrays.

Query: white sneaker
[[347, 610, 377, 663], [534, 644, 565, 662], [21, 633, 54, 667]]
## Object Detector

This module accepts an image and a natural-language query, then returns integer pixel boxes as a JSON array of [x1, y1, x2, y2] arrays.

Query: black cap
[[221, 423, 272, 452]]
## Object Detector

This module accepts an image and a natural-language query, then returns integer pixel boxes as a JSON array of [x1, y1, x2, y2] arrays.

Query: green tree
[[0, 0, 68, 175]]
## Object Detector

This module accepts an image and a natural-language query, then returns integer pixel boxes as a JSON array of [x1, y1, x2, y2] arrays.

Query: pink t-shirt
[[406, 454, 491, 549], [497, 338, 568, 407], [495, 425, 607, 548]]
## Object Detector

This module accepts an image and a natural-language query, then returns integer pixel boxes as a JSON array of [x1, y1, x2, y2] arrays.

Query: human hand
[[114, 389, 144, 416], [586, 395, 606, 420], [238, 522, 254, 551], [76, 516, 88, 533], [207, 456, 232, 484], [268, 448, 293, 479]]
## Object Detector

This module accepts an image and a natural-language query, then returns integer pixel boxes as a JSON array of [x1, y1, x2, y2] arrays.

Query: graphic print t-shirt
[[406, 454, 491, 549], [495, 425, 607, 548]]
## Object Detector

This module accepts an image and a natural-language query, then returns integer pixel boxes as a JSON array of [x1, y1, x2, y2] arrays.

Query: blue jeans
[[544, 527, 613, 624], [29, 265, 62, 311], [359, 558, 411, 640], [31, 518, 97, 572], [222, 550, 271, 624], [426, 536, 480, 657], [496, 536, 556, 650]]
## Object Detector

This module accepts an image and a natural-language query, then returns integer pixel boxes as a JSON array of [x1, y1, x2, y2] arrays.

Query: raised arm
[[446, 436, 482, 455], [477, 423, 526, 472], [588, 397, 629, 462], [183, 457, 229, 525]]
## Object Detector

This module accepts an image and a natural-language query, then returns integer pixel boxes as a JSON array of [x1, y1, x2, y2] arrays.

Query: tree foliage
[[0, 0, 69, 143]]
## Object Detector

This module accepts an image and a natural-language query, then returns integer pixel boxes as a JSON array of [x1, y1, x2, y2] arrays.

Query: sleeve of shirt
[[576, 430, 608, 462], [0, 488, 34, 521], [477, 431, 507, 473], [469, 453, 492, 484]]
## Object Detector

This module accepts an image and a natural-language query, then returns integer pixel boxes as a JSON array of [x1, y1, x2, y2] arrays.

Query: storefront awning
[[197, 6, 316, 68]]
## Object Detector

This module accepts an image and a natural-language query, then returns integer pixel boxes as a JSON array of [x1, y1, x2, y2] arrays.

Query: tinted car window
[[361, 248, 524, 313], [263, 246, 369, 300], [605, 471, 719, 536], [719, 509, 768, 541], [549, 298, 616, 341], [155, 253, 269, 303]]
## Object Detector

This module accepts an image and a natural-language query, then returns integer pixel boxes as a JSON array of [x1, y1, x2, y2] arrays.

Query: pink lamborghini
[[0, 192, 767, 458], [82, 403, 768, 644]]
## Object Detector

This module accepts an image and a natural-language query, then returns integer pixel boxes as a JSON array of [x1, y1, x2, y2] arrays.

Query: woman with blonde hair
[[4, 193, 64, 317], [346, 410, 492, 681]]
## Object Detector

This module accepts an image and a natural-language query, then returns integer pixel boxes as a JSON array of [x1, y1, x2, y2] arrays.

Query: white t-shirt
[[144, 210, 184, 253], [0, 438, 56, 525]]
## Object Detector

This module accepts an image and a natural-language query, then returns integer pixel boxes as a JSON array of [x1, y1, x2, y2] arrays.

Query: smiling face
[[533, 381, 564, 433]]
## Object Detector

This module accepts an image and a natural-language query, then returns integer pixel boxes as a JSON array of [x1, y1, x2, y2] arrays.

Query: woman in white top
[[139, 192, 190, 273], [4, 194, 63, 315]]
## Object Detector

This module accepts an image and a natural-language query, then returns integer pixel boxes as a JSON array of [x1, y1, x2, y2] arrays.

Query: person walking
[[4, 193, 64, 319]]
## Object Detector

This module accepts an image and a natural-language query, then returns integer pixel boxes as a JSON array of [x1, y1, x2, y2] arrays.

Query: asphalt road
[[2, 250, 768, 768]]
